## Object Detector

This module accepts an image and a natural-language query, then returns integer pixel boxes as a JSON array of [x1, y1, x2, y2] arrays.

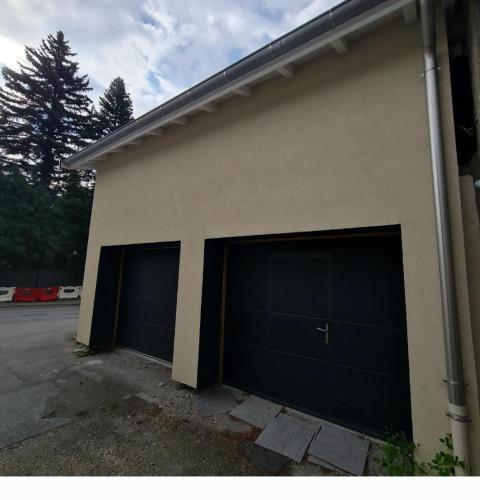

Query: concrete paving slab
[[135, 392, 162, 406], [14, 356, 73, 385], [230, 395, 282, 429], [0, 381, 70, 448], [194, 386, 237, 417], [308, 422, 370, 476], [308, 454, 346, 474], [365, 443, 385, 476], [289, 459, 345, 476], [224, 386, 246, 403], [0, 417, 70, 448], [0, 382, 59, 424], [255, 413, 320, 463], [202, 412, 253, 434]]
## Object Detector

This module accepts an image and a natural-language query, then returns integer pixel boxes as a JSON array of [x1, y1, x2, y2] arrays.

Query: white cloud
[[289, 0, 341, 25], [0, 0, 342, 116], [0, 35, 24, 68]]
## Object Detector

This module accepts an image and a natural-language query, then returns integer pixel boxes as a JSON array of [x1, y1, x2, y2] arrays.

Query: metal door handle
[[316, 322, 329, 344]]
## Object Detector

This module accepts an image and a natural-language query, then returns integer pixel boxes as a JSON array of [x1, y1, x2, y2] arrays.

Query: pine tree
[[52, 171, 93, 275], [87, 104, 102, 141], [0, 31, 93, 193], [97, 77, 134, 136], [0, 169, 57, 269]]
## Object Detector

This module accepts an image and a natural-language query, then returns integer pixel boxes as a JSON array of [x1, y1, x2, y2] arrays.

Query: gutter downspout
[[420, 0, 470, 475]]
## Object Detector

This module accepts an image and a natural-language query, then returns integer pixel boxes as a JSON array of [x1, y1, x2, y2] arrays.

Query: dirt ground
[[0, 303, 348, 476]]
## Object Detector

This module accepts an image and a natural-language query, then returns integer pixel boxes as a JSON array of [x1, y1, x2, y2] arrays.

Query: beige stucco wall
[[76, 15, 480, 471]]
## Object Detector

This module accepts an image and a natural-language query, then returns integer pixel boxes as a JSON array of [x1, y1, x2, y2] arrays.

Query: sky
[[0, 0, 342, 116]]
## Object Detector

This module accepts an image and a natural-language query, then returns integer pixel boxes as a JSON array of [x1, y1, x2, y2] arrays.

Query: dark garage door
[[116, 245, 180, 363], [223, 233, 412, 438]]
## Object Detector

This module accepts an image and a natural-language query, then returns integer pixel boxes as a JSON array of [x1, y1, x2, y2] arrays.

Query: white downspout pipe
[[420, 0, 470, 475]]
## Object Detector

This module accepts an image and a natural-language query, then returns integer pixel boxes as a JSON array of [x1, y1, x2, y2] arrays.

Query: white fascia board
[[126, 138, 143, 146], [200, 103, 218, 113], [232, 86, 252, 97], [146, 128, 165, 136], [276, 64, 295, 78], [64, 0, 414, 170], [331, 38, 349, 55], [171, 116, 189, 125]]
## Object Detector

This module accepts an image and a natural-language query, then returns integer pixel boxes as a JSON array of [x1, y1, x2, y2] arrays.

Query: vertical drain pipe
[[420, 0, 470, 475]]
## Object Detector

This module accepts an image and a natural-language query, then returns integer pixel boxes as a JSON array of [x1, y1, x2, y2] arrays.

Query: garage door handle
[[316, 323, 329, 344]]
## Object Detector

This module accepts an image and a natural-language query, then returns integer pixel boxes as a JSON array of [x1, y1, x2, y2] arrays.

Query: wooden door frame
[[218, 242, 228, 384]]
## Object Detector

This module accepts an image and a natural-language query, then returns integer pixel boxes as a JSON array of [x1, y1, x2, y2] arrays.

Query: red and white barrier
[[2, 285, 82, 303], [36, 287, 59, 302], [0, 287, 15, 302], [58, 286, 80, 300], [13, 287, 37, 302]]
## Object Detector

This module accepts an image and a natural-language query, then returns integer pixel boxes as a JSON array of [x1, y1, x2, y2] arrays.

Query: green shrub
[[376, 433, 464, 476], [428, 434, 465, 476]]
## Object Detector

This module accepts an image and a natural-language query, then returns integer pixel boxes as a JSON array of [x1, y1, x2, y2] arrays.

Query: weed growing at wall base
[[376, 433, 465, 476]]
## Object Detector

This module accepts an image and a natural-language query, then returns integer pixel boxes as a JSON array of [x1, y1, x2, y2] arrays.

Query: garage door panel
[[332, 277, 406, 329], [116, 319, 175, 362], [328, 322, 410, 378], [223, 233, 411, 438], [223, 342, 271, 395], [268, 314, 329, 362], [116, 246, 180, 363], [122, 250, 180, 300], [227, 252, 269, 310], [225, 306, 269, 347], [119, 294, 177, 330], [266, 350, 411, 435], [331, 240, 407, 329], [268, 252, 328, 277], [263, 351, 332, 413], [270, 275, 329, 318], [322, 363, 412, 436], [269, 254, 330, 318], [123, 269, 178, 300]]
